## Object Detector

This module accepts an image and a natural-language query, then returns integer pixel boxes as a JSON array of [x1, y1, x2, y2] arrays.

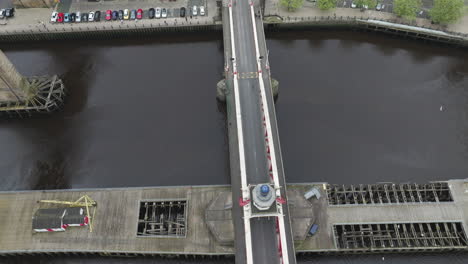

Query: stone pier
[[0, 50, 66, 117], [0, 50, 29, 103]]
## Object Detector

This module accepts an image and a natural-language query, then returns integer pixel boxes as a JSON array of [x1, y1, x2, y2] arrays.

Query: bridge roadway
[[224, 0, 297, 263]]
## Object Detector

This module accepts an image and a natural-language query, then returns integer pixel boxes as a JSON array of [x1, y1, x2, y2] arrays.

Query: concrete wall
[[0, 50, 27, 102], [13, 0, 55, 8]]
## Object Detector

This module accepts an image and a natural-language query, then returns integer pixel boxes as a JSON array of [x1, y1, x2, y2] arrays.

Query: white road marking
[[249, 3, 290, 263], [228, 3, 254, 264]]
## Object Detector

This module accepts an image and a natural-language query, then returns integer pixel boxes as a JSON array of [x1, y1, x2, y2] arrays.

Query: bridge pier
[[0, 50, 65, 117], [216, 78, 279, 102]]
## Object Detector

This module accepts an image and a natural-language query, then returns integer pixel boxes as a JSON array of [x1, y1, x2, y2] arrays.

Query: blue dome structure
[[260, 185, 269, 196]]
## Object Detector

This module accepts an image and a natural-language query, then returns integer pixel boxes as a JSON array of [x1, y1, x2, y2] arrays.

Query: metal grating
[[334, 222, 468, 250], [137, 200, 187, 237], [326, 182, 453, 205]]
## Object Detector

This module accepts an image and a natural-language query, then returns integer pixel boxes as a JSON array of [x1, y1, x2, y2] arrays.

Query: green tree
[[355, 0, 377, 9], [394, 0, 422, 20], [317, 0, 337, 10], [430, 0, 464, 24], [280, 0, 304, 11]]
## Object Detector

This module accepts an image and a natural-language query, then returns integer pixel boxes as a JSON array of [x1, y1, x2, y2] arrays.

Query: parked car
[[112, 10, 118, 20], [57, 12, 64, 23], [81, 12, 88, 22], [118, 10, 124, 20], [192, 5, 197, 16], [124, 9, 130, 20], [351, 2, 357, 8], [161, 8, 167, 18], [94, 11, 101, 21], [155, 7, 161, 18], [149, 8, 155, 19], [180, 7, 186, 17], [376, 3, 382, 10], [5, 8, 14, 18], [88, 12, 95, 22], [64, 13, 70, 22], [76, 11, 81, 22], [0, 9, 5, 19], [200, 6, 205, 16], [105, 10, 111, 20], [137, 9, 143, 19], [130, 9, 136, 20], [70, 13, 76, 22], [51, 11, 58, 23]]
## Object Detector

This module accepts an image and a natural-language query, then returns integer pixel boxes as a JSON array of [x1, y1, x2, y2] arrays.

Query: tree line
[[280, 0, 466, 24]]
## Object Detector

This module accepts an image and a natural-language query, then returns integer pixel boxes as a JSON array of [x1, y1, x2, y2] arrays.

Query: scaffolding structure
[[326, 182, 453, 205], [137, 200, 187, 237], [334, 222, 468, 250]]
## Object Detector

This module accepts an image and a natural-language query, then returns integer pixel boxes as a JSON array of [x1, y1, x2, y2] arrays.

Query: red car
[[136, 9, 143, 19], [105, 10, 112, 21], [57, 12, 64, 23]]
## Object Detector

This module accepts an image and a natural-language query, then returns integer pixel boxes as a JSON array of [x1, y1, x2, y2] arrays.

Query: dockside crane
[[38, 195, 97, 232]]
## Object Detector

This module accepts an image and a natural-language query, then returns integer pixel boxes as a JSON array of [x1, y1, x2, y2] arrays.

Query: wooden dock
[[0, 180, 467, 257]]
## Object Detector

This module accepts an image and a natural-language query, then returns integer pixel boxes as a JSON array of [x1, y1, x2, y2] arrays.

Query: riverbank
[[0, 3, 467, 46], [263, 2, 468, 46]]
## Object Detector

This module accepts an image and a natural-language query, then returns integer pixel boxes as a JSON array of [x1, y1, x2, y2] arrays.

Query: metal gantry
[[137, 200, 187, 237], [326, 182, 453, 205], [334, 222, 468, 250]]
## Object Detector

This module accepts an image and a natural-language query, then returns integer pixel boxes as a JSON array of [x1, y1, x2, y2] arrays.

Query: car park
[[180, 7, 186, 17], [105, 10, 111, 20], [118, 10, 124, 20], [200, 6, 205, 16], [64, 13, 70, 22], [130, 9, 136, 20], [112, 10, 118, 20], [76, 11, 81, 22], [137, 9, 143, 19], [82, 13, 88, 22], [192, 6, 197, 16], [5, 8, 14, 18], [161, 8, 167, 18], [88, 12, 95, 22], [149, 8, 155, 19], [155, 7, 161, 18], [124, 9, 130, 20], [51, 11, 58, 22], [57, 12, 64, 23], [95, 11, 101, 21], [0, 9, 5, 19], [70, 13, 76, 22]]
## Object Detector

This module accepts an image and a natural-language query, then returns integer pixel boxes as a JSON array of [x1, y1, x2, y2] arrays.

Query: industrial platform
[[0, 180, 466, 257]]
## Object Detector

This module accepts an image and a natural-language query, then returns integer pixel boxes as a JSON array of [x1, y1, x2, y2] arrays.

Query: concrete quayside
[[0, 179, 466, 257]]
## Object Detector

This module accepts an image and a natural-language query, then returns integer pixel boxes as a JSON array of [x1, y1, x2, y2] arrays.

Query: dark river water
[[1, 30, 468, 263]]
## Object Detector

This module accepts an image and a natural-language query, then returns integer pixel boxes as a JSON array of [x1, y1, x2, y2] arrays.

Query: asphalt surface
[[0, 0, 13, 9], [229, 1, 296, 263], [231, 1, 279, 263]]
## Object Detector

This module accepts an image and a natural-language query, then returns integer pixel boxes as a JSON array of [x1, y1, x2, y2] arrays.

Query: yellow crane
[[38, 195, 97, 232]]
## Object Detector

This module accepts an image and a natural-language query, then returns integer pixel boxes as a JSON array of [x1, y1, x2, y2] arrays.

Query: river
[[0, 30, 467, 263]]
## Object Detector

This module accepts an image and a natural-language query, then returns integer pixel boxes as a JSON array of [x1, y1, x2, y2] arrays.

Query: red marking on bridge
[[238, 198, 250, 207], [276, 197, 286, 204]]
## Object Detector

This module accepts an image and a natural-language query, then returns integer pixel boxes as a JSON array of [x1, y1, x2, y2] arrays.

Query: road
[[229, 0, 295, 263]]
